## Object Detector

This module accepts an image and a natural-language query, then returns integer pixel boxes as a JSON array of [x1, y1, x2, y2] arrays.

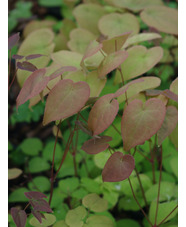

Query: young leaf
[[17, 61, 38, 72], [16, 68, 48, 107], [12, 54, 25, 60], [157, 106, 178, 145], [24, 191, 47, 200], [65, 206, 87, 227], [121, 98, 166, 151], [88, 94, 119, 135], [8, 32, 20, 50], [82, 193, 108, 212], [31, 210, 43, 223], [98, 50, 128, 79], [11, 208, 27, 227], [30, 199, 53, 213], [43, 79, 90, 125], [146, 89, 178, 102], [25, 54, 46, 60], [101, 32, 131, 54], [82, 136, 112, 154], [49, 66, 77, 80], [98, 13, 140, 38], [102, 152, 135, 182], [140, 6, 178, 35]]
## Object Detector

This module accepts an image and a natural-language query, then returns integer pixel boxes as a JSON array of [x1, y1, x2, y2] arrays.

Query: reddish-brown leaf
[[82, 136, 112, 154], [12, 54, 25, 60], [17, 61, 38, 72], [24, 191, 47, 200], [102, 152, 135, 182], [49, 66, 77, 80], [121, 98, 166, 151], [8, 33, 20, 50], [16, 68, 48, 107], [30, 199, 53, 213], [43, 79, 90, 125], [157, 106, 178, 145], [88, 94, 119, 135], [98, 50, 128, 79], [25, 54, 46, 60], [146, 89, 178, 102], [11, 208, 27, 227], [31, 210, 43, 223]]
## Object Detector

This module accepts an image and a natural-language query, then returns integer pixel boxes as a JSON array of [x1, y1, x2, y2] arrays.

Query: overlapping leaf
[[98, 13, 140, 38], [102, 152, 135, 182], [88, 94, 119, 135], [8, 32, 20, 50], [140, 6, 178, 35], [43, 79, 90, 125], [82, 136, 112, 154], [121, 98, 166, 151], [11, 208, 27, 227], [17, 61, 38, 72]]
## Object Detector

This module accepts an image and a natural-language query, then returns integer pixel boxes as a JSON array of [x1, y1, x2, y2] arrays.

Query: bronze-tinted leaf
[[24, 191, 47, 200], [140, 6, 178, 35], [102, 152, 135, 182], [30, 199, 52, 213], [8, 33, 20, 50], [31, 210, 43, 223], [88, 94, 119, 135], [12, 54, 24, 60], [82, 136, 112, 154], [157, 106, 178, 145], [98, 50, 128, 79], [17, 61, 38, 72], [98, 13, 140, 38], [25, 54, 46, 60], [43, 79, 90, 125], [49, 66, 77, 80], [121, 98, 166, 151], [11, 208, 27, 227], [16, 69, 48, 107]]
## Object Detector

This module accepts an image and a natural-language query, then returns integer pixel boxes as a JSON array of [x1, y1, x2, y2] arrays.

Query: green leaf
[[72, 188, 88, 199], [9, 188, 29, 202], [28, 176, 50, 192], [149, 200, 178, 225], [170, 156, 178, 178], [116, 219, 140, 227], [39, 0, 63, 7], [65, 206, 87, 227], [20, 138, 43, 156], [8, 168, 22, 180], [98, 13, 139, 38], [140, 6, 178, 35], [53, 220, 68, 227], [29, 157, 50, 173], [94, 150, 111, 169], [83, 193, 108, 212], [119, 196, 145, 211], [83, 215, 114, 227], [29, 213, 56, 227], [10, 1, 32, 19], [43, 141, 62, 162], [59, 177, 80, 194], [81, 178, 101, 194]]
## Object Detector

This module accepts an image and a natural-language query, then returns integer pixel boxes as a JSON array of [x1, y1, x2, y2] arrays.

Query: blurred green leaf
[[29, 157, 50, 173]]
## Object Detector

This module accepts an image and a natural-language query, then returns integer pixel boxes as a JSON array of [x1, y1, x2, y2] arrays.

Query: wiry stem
[[118, 67, 128, 105], [8, 68, 18, 90]]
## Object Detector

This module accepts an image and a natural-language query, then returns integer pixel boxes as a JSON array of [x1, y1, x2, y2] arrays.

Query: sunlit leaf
[[17, 61, 38, 72], [43, 79, 90, 125], [16, 69, 48, 107], [17, 28, 55, 87], [53, 220, 68, 227], [101, 32, 131, 54], [8, 168, 22, 180], [65, 206, 87, 227], [49, 66, 77, 80], [98, 50, 128, 79], [68, 28, 96, 54], [83, 215, 114, 227], [121, 98, 166, 151], [73, 3, 105, 35], [82, 193, 108, 212], [82, 136, 112, 154], [98, 13, 140, 38], [8, 32, 20, 50], [114, 46, 163, 83], [102, 152, 135, 182], [170, 78, 178, 95], [88, 94, 119, 135], [29, 213, 56, 227], [11, 208, 27, 227], [140, 6, 178, 35]]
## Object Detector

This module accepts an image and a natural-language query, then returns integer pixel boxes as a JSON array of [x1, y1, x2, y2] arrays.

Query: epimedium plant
[[8, 0, 178, 227]]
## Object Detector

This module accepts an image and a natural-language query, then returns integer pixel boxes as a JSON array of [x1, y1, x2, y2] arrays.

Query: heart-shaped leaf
[[17, 61, 38, 72], [98, 13, 140, 38], [68, 28, 96, 54], [84, 215, 114, 227], [88, 94, 119, 135], [17, 28, 55, 87], [43, 79, 90, 125], [140, 6, 178, 35], [101, 32, 131, 54], [11, 208, 27, 227], [102, 152, 135, 182], [146, 89, 178, 102], [121, 98, 166, 151], [73, 3, 105, 35], [157, 106, 178, 145], [82, 136, 112, 154], [114, 45, 163, 83], [98, 50, 128, 79], [8, 32, 20, 50], [16, 68, 48, 107]]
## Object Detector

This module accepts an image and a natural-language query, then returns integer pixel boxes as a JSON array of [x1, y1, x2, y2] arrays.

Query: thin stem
[[128, 177, 153, 226], [135, 168, 148, 208], [8, 68, 18, 90], [132, 146, 137, 156], [8, 49, 12, 87], [24, 202, 30, 211], [111, 123, 120, 135], [154, 145, 163, 226], [79, 112, 87, 123], [49, 120, 61, 205], [46, 86, 51, 91], [136, 149, 151, 162], [157, 205, 178, 226], [118, 67, 128, 105], [150, 140, 156, 184], [99, 49, 106, 57]]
